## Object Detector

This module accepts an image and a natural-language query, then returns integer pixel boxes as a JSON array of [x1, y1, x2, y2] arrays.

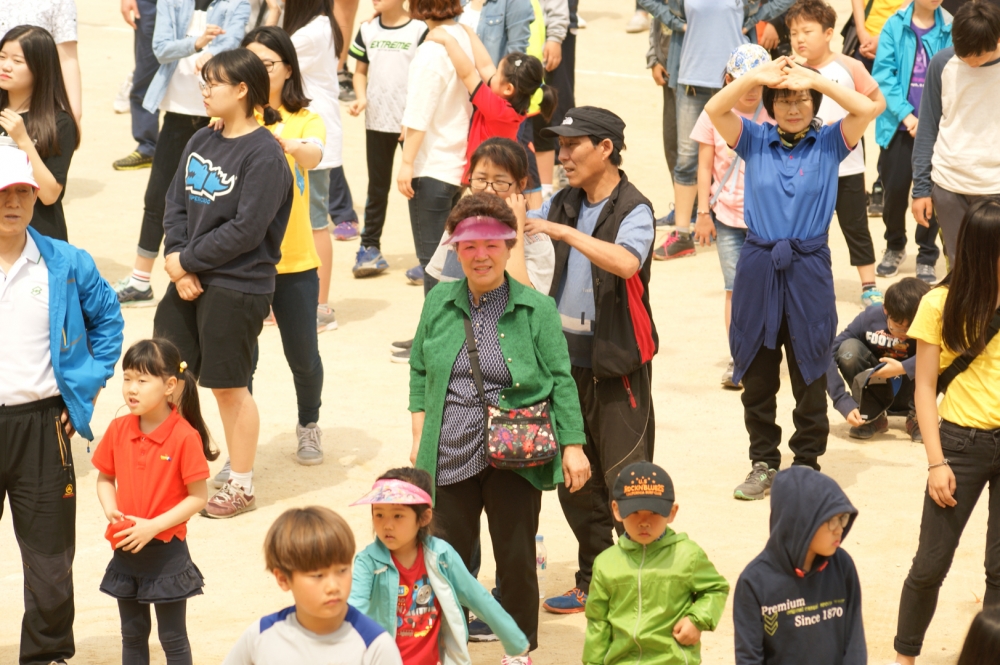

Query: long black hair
[[0, 25, 79, 157], [123, 339, 218, 461], [242, 26, 311, 114], [940, 197, 1000, 354], [282, 0, 343, 57], [957, 609, 1000, 665], [498, 53, 557, 120], [376, 467, 436, 541], [202, 49, 281, 125]]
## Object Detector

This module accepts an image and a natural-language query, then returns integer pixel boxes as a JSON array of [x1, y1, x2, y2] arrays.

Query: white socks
[[229, 470, 253, 495], [129, 269, 151, 291]]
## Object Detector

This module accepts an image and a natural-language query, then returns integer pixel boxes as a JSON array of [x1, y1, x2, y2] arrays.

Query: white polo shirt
[[0, 232, 59, 406]]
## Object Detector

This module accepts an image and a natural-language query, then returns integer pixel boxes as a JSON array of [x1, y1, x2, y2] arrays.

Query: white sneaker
[[625, 10, 649, 33], [114, 74, 132, 113], [295, 422, 324, 466]]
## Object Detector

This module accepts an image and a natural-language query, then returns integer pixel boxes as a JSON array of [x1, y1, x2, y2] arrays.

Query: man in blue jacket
[[0, 145, 124, 665]]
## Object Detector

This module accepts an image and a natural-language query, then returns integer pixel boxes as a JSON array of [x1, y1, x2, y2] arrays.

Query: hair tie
[[179, 361, 188, 374], [514, 59, 523, 67]]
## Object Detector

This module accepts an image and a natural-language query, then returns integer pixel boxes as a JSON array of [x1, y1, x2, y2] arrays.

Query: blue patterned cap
[[726, 44, 772, 80]]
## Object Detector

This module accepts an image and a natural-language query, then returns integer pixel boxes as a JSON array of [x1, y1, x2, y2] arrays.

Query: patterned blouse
[[436, 280, 513, 486]]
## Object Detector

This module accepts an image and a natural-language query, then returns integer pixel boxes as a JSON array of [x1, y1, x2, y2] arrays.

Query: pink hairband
[[440, 216, 517, 245], [350, 479, 433, 506]]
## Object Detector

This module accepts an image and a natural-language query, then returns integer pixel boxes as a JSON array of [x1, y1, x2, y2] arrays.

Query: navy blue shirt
[[734, 118, 852, 241]]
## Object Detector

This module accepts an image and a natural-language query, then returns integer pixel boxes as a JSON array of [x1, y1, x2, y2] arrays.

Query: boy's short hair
[[884, 277, 932, 324], [953, 0, 1000, 58], [785, 0, 838, 31], [762, 85, 824, 120], [409, 0, 463, 21], [264, 506, 355, 577]]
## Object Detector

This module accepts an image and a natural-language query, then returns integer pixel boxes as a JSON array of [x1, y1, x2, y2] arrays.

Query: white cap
[[0, 145, 39, 191]]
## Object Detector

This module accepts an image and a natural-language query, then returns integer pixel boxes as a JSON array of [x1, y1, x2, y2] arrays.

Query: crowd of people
[[3, 0, 1000, 664]]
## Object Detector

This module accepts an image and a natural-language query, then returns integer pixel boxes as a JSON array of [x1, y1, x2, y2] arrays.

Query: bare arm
[[523, 218, 640, 279], [115, 481, 209, 553], [693, 141, 716, 246], [410, 411, 426, 465], [914, 339, 958, 509], [97, 473, 122, 522], [436, 31, 481, 94], [56, 42, 82, 124], [793, 66, 877, 147], [397, 128, 426, 199], [263, 0, 282, 26], [505, 194, 532, 287], [458, 23, 498, 83], [349, 62, 369, 116], [279, 139, 323, 170], [0, 110, 64, 204], [705, 60, 786, 146]]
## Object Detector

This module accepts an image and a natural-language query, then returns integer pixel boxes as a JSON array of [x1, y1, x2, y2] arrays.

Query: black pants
[[118, 599, 191, 665], [408, 177, 461, 296], [0, 397, 76, 665], [835, 173, 877, 267], [557, 363, 655, 593], [894, 421, 1000, 656], [742, 318, 828, 470], [835, 338, 914, 414], [435, 467, 542, 650], [250, 269, 323, 425], [361, 130, 402, 250], [878, 132, 940, 265], [137, 113, 210, 257]]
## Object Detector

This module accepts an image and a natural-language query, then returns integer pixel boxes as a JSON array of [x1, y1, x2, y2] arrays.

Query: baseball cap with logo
[[613, 462, 675, 518], [540, 106, 626, 150], [851, 363, 903, 421], [0, 144, 39, 191]]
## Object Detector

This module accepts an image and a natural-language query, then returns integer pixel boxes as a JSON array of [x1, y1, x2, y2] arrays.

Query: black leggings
[[137, 112, 209, 258], [118, 599, 191, 665]]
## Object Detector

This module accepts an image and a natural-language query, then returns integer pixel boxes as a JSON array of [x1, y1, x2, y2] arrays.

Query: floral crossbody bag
[[463, 317, 559, 469]]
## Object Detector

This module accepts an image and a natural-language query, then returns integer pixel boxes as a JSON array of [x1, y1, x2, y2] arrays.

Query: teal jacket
[[872, 4, 952, 148], [408, 275, 585, 492], [349, 536, 528, 664], [30, 228, 124, 441], [584, 529, 730, 665]]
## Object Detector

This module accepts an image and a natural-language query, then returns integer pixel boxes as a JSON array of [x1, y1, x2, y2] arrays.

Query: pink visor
[[441, 216, 517, 245], [351, 479, 433, 506]]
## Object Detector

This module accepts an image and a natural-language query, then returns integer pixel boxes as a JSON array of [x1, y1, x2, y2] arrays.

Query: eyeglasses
[[199, 81, 233, 96], [773, 95, 813, 109], [470, 178, 513, 193], [826, 513, 850, 532], [260, 59, 285, 72]]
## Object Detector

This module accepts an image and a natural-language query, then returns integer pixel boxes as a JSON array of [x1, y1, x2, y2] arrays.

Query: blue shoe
[[862, 287, 884, 307], [352, 246, 389, 278], [542, 587, 587, 614], [468, 618, 498, 642], [655, 207, 675, 227], [405, 264, 424, 286]]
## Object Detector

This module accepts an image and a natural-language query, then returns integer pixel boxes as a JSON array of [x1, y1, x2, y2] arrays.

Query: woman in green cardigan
[[408, 191, 590, 651]]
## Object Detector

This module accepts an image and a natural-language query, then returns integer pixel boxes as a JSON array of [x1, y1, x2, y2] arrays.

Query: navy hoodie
[[733, 467, 866, 665], [826, 304, 916, 417]]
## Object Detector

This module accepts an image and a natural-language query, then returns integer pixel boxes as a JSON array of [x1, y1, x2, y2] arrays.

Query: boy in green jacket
[[583, 462, 729, 665]]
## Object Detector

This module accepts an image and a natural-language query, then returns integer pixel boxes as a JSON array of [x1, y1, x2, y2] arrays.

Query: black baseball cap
[[613, 462, 675, 518], [851, 364, 904, 421], [540, 106, 626, 150]]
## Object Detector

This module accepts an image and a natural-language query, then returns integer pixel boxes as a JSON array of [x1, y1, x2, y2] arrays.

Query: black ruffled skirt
[[100, 537, 204, 604]]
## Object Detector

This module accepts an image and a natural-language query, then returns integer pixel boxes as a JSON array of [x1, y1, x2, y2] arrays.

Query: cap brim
[[0, 178, 39, 190], [539, 125, 592, 139], [616, 497, 674, 519]]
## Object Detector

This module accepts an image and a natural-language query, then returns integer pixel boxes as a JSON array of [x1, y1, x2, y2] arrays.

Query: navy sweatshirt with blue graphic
[[163, 126, 293, 294], [733, 467, 866, 665]]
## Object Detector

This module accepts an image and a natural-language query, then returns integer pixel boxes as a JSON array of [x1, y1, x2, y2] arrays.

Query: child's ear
[[165, 375, 178, 397], [666, 503, 680, 524], [419, 507, 433, 527], [274, 569, 293, 592], [611, 500, 623, 523]]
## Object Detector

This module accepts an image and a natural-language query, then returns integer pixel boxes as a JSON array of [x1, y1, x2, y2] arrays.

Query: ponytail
[[499, 53, 552, 116], [122, 339, 218, 462], [538, 84, 559, 122], [262, 104, 282, 125]]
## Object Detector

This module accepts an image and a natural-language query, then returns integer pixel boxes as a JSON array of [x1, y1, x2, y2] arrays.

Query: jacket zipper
[[632, 544, 646, 664], [54, 417, 70, 468]]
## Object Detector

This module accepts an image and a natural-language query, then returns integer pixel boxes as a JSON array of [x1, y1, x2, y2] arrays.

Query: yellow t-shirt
[[255, 106, 325, 275], [864, 0, 906, 37], [907, 287, 1000, 429]]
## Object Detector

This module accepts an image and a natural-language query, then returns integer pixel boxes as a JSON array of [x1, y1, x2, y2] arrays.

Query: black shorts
[[153, 283, 271, 389]]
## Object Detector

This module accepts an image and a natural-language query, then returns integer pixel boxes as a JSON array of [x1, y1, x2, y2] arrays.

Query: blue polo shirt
[[735, 118, 853, 241]]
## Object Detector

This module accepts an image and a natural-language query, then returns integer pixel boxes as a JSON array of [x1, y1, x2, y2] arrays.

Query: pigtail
[[502, 53, 547, 116], [262, 104, 283, 125], [538, 84, 559, 122], [177, 364, 218, 461]]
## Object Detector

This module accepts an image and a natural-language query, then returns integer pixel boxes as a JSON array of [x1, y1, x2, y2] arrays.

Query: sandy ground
[[0, 0, 990, 663]]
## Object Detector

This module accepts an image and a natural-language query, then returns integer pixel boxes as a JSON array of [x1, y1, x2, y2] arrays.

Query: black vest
[[546, 171, 658, 378]]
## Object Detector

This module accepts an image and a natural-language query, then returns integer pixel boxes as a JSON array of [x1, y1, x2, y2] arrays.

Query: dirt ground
[[0, 0, 989, 663]]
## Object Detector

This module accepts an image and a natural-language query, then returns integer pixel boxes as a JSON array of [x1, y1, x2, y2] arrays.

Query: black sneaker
[[906, 411, 922, 443], [338, 68, 356, 102], [468, 618, 498, 642], [916, 263, 937, 284], [868, 181, 884, 217], [733, 462, 777, 501], [849, 412, 889, 440], [876, 249, 906, 278], [113, 151, 153, 171]]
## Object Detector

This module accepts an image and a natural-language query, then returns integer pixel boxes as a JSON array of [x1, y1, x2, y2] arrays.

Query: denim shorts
[[715, 215, 748, 292], [308, 169, 330, 230]]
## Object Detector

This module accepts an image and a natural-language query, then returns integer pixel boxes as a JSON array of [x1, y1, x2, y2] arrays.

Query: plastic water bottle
[[535, 535, 547, 599]]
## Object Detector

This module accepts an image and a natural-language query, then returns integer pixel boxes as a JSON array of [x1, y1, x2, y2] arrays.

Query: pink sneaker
[[501, 656, 532, 665], [332, 221, 360, 241], [203, 480, 257, 519]]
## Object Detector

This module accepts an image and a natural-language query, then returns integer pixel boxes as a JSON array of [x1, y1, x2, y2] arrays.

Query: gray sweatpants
[[931, 184, 996, 268]]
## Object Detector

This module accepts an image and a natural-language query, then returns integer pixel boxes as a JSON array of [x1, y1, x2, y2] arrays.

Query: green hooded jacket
[[583, 528, 730, 665]]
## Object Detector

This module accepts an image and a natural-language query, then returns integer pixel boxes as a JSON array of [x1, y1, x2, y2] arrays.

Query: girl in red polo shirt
[[92, 338, 218, 665]]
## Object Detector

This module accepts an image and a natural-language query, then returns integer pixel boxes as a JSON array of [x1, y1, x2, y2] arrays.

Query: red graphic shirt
[[393, 546, 441, 665]]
